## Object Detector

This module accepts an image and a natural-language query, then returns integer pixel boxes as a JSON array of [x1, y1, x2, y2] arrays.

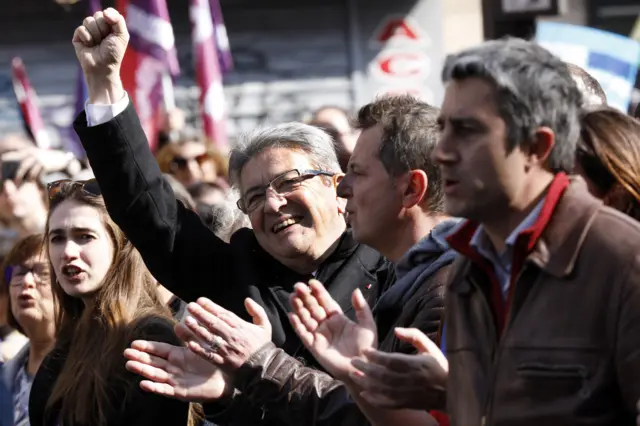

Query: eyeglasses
[[237, 169, 335, 214], [6, 264, 50, 287], [46, 179, 102, 201], [170, 154, 211, 171]]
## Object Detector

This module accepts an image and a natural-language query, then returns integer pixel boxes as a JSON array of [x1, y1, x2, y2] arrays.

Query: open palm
[[306, 311, 376, 380], [125, 340, 231, 403], [289, 280, 377, 381]]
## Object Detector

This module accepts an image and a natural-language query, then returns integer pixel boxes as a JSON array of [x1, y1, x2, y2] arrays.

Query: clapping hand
[[288, 279, 377, 382], [349, 328, 448, 410], [183, 297, 272, 375], [124, 322, 233, 403]]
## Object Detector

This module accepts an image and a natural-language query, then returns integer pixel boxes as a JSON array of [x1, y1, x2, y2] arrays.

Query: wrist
[[85, 73, 125, 105]]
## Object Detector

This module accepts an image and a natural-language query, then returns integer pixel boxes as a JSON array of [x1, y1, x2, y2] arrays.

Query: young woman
[[28, 180, 193, 426], [1, 233, 56, 426]]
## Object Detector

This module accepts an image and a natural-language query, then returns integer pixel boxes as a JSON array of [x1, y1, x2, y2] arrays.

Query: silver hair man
[[228, 122, 342, 187]]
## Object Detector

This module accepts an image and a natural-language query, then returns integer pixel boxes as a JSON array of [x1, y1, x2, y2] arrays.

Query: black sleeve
[[124, 316, 191, 426], [397, 265, 450, 354], [74, 104, 235, 304]]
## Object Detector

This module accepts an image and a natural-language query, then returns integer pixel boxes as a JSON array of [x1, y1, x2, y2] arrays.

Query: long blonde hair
[[44, 182, 198, 426]]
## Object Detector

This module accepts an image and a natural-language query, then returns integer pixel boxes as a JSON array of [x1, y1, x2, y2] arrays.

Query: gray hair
[[204, 189, 252, 242], [228, 122, 342, 187], [565, 63, 607, 107], [442, 37, 582, 173]]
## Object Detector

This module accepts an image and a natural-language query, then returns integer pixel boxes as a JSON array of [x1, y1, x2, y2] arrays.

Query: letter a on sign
[[372, 16, 423, 45]]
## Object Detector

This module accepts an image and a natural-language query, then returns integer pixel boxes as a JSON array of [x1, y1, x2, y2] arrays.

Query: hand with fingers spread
[[73, 8, 128, 103], [349, 327, 448, 411], [124, 322, 233, 403], [183, 297, 272, 374], [288, 279, 377, 382]]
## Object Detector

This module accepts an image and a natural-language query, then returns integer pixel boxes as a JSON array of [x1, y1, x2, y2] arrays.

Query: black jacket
[[74, 104, 390, 424], [28, 318, 189, 426]]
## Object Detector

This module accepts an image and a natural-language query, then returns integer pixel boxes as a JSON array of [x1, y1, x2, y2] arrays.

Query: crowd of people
[[0, 6, 639, 426]]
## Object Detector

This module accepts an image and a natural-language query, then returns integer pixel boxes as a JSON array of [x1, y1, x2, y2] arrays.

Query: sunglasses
[[170, 154, 211, 171], [46, 179, 102, 201]]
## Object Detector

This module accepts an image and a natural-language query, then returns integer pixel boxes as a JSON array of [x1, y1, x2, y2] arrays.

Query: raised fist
[[72, 8, 129, 78]]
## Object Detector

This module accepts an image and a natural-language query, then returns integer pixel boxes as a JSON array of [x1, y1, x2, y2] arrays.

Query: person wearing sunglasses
[[156, 136, 228, 188], [71, 10, 389, 425], [27, 180, 198, 426]]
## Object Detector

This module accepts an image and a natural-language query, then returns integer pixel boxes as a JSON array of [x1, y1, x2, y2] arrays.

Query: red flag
[[116, 0, 179, 152], [11, 57, 50, 149], [190, 0, 228, 151]]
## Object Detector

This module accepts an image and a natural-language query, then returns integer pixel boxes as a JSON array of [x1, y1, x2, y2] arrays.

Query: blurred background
[[0, 0, 637, 151]]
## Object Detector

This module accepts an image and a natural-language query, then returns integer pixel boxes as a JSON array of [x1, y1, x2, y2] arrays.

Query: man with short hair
[[218, 94, 455, 425], [342, 37, 640, 426], [121, 94, 454, 426], [71, 9, 388, 426]]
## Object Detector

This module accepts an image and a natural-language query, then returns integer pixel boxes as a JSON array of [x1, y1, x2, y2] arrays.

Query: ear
[[528, 127, 555, 168], [402, 170, 428, 209], [332, 173, 344, 187]]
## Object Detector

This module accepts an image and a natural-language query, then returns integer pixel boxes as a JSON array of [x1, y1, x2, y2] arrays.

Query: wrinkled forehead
[[238, 147, 315, 192]]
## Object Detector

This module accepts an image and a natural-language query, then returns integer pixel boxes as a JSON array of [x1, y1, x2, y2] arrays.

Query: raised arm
[[71, 9, 234, 302]]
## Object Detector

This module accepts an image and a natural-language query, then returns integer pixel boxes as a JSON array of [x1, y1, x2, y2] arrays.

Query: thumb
[[245, 298, 271, 331], [352, 289, 376, 333], [103, 8, 129, 39], [395, 327, 448, 373]]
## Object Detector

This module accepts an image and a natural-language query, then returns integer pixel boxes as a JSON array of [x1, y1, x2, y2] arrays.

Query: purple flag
[[67, 66, 89, 159], [126, 0, 180, 77], [191, 0, 228, 149], [209, 0, 233, 73], [88, 0, 101, 13], [66, 0, 102, 160]]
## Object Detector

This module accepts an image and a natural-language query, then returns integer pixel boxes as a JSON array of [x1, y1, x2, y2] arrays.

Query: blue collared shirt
[[470, 200, 544, 300]]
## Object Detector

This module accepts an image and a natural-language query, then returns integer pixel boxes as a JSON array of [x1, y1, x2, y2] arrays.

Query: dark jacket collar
[[447, 175, 602, 284], [528, 177, 602, 277], [246, 226, 363, 286]]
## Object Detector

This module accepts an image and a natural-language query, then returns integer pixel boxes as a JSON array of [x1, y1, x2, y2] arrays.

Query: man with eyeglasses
[[70, 9, 389, 425]]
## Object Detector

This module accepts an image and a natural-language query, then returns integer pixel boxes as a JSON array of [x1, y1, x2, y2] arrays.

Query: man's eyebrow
[[243, 183, 268, 197]]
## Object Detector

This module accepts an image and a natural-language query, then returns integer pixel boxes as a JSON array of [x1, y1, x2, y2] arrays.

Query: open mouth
[[18, 294, 35, 302], [272, 216, 303, 234], [61, 264, 84, 280]]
